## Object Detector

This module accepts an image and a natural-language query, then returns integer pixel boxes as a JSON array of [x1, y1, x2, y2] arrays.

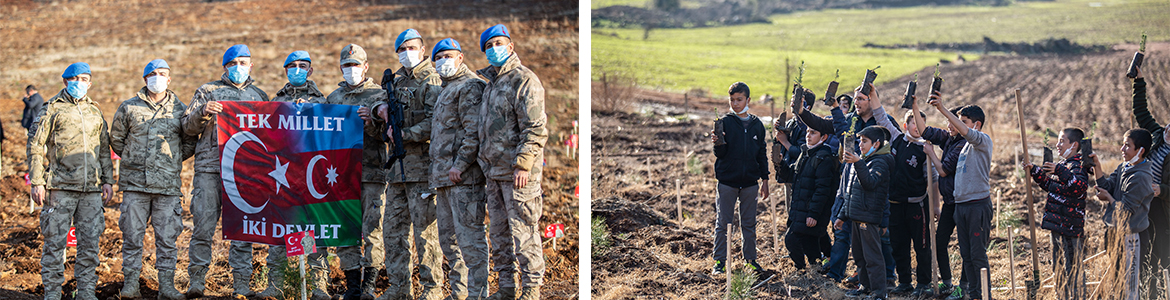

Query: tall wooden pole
[[1015, 88, 1042, 300], [926, 150, 940, 296]]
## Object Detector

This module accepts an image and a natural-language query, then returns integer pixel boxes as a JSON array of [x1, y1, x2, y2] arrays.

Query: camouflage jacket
[[181, 74, 269, 174], [320, 77, 389, 183], [110, 88, 196, 196], [28, 89, 114, 192], [382, 59, 441, 183], [429, 64, 487, 189], [272, 80, 326, 103], [476, 54, 548, 181]]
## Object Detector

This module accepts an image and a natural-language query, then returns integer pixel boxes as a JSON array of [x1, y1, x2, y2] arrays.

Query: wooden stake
[[676, 179, 682, 226], [772, 187, 778, 257], [300, 255, 307, 300], [1163, 269, 1169, 300], [1015, 88, 1042, 299], [1009, 225, 1017, 298], [982, 267, 990, 300], [727, 222, 733, 294], [926, 152, 940, 296]]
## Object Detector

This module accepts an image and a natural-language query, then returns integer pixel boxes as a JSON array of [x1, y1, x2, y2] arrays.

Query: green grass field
[[592, 0, 1170, 99]]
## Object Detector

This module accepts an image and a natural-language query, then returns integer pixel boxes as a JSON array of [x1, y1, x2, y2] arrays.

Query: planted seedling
[[902, 74, 919, 109], [860, 66, 880, 96], [713, 108, 726, 146], [824, 69, 840, 106], [1127, 32, 1147, 79], [930, 63, 943, 95]]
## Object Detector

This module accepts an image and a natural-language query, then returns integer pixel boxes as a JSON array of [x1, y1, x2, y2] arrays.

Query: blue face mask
[[864, 145, 876, 157], [486, 45, 511, 67], [66, 80, 88, 99], [227, 65, 250, 84], [287, 67, 308, 86]]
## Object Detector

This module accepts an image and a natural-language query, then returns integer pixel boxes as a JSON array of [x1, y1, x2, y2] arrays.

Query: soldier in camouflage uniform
[[476, 24, 549, 300], [429, 38, 490, 300], [373, 29, 443, 300], [28, 62, 114, 300], [315, 44, 389, 300], [260, 50, 332, 300], [181, 44, 270, 298], [111, 59, 195, 300]]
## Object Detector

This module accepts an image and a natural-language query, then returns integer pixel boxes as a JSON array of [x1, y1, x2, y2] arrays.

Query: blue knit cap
[[395, 29, 422, 52], [222, 44, 251, 66], [431, 38, 461, 60], [284, 50, 311, 67], [143, 59, 169, 77], [479, 24, 510, 52], [62, 62, 91, 79]]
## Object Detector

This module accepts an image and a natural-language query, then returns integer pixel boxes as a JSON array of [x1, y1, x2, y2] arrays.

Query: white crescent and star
[[224, 132, 343, 210]]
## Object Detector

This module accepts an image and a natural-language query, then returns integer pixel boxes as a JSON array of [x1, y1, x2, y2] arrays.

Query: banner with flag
[[217, 101, 363, 247]]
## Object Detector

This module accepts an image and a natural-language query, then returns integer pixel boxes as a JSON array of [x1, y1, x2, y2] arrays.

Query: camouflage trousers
[[338, 183, 386, 270], [436, 184, 489, 299], [119, 191, 183, 272], [40, 189, 105, 292], [190, 172, 255, 274], [383, 181, 441, 295], [485, 179, 545, 288]]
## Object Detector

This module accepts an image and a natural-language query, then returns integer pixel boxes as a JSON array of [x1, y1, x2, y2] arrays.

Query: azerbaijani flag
[[217, 101, 362, 246]]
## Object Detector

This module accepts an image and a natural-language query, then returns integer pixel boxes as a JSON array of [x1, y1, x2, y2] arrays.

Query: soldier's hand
[[376, 104, 388, 121], [294, 98, 308, 104], [806, 217, 817, 228], [514, 169, 530, 189], [385, 125, 395, 142], [449, 167, 463, 183], [203, 101, 223, 116], [101, 184, 113, 205], [31, 185, 44, 206], [358, 106, 373, 122], [833, 219, 844, 231]]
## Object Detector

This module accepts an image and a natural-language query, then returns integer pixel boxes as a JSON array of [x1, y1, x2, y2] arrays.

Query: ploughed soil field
[[0, 0, 579, 299], [591, 44, 1170, 299]]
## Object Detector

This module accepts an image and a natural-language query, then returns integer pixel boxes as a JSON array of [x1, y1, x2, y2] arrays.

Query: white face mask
[[731, 104, 749, 115], [342, 66, 364, 86], [1126, 148, 1144, 167], [146, 75, 168, 94], [435, 58, 459, 78], [1062, 146, 1074, 159], [399, 50, 421, 69]]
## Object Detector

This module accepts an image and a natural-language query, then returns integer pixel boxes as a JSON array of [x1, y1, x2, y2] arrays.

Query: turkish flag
[[218, 101, 364, 246]]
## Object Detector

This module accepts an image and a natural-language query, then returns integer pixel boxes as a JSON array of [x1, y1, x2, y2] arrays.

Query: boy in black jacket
[[775, 101, 840, 271], [835, 125, 894, 300], [711, 82, 770, 275]]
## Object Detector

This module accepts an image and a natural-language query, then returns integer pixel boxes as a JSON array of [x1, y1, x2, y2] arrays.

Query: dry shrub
[[595, 72, 637, 113], [1090, 209, 1138, 300]]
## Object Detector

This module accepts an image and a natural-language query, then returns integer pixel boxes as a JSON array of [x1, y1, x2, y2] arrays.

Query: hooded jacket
[[28, 89, 114, 192], [837, 143, 893, 225], [181, 73, 269, 174], [1028, 154, 1088, 237], [429, 63, 487, 188], [110, 88, 196, 196], [476, 54, 548, 181], [714, 113, 769, 188], [1100, 159, 1155, 233], [775, 142, 839, 235], [1131, 77, 1170, 238]]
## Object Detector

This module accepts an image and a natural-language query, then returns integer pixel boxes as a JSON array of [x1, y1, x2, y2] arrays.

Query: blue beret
[[222, 44, 251, 66], [395, 29, 422, 52], [62, 62, 91, 79], [143, 59, 169, 77], [479, 24, 510, 52], [431, 38, 461, 60], [284, 50, 311, 67]]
